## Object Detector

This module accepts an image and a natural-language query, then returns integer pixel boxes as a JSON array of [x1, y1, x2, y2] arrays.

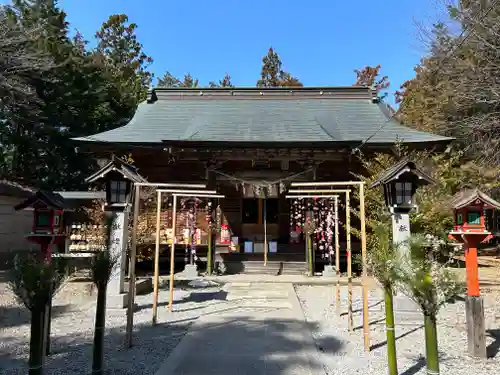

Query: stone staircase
[[225, 260, 308, 276]]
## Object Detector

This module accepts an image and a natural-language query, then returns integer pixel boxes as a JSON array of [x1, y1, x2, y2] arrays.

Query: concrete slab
[[155, 283, 327, 375]]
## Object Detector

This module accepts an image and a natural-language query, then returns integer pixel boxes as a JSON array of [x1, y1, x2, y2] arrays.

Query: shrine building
[[74, 86, 452, 275]]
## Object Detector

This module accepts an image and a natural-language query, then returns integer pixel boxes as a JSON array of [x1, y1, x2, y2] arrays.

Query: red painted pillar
[[464, 241, 480, 297]]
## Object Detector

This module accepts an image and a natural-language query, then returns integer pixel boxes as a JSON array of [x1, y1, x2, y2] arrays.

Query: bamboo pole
[[285, 194, 345, 199], [168, 195, 178, 312], [156, 189, 217, 194], [359, 183, 370, 351], [207, 226, 213, 275], [125, 185, 140, 348], [159, 193, 224, 198], [152, 190, 162, 325], [307, 232, 314, 276], [134, 183, 206, 188], [346, 190, 353, 331], [263, 198, 268, 266], [291, 181, 363, 187], [334, 196, 341, 315], [287, 189, 351, 194]]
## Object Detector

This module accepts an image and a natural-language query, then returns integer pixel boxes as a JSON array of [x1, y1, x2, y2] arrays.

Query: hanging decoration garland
[[205, 200, 213, 228], [161, 195, 172, 243], [295, 197, 337, 262], [290, 198, 305, 243], [187, 199, 199, 263], [325, 198, 335, 264], [215, 203, 222, 243], [180, 198, 189, 263]]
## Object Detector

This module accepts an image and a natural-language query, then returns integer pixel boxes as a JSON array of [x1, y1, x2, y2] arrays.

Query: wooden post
[[307, 234, 314, 276], [464, 236, 487, 358], [152, 190, 162, 325], [359, 183, 370, 351], [334, 196, 341, 315], [346, 190, 353, 331], [207, 227, 213, 276], [263, 198, 268, 266], [125, 184, 140, 348], [168, 195, 178, 312]]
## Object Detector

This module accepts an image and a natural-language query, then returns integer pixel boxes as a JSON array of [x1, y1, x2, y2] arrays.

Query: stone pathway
[[155, 282, 328, 375]]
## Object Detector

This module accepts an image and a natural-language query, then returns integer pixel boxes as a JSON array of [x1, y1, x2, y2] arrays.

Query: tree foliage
[[397, 234, 462, 316], [0, 3, 152, 189], [257, 47, 303, 88], [353, 64, 389, 100], [95, 14, 153, 104], [350, 145, 500, 262], [209, 73, 234, 88], [397, 1, 500, 164]]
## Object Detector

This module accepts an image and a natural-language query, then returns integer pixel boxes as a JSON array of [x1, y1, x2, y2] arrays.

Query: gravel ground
[[295, 284, 500, 375], [0, 278, 227, 375]]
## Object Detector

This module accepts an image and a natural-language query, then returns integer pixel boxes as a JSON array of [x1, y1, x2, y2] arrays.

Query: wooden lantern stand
[[448, 189, 500, 358]]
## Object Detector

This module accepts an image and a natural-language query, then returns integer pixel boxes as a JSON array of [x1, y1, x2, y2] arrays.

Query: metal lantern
[[383, 180, 415, 209], [370, 159, 435, 212], [106, 174, 131, 204], [85, 155, 147, 209]]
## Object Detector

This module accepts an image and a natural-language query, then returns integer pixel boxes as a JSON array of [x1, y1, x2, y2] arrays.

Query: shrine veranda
[[73, 86, 452, 274]]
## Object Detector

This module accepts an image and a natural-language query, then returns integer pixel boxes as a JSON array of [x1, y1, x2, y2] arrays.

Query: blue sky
[[7, 0, 445, 104]]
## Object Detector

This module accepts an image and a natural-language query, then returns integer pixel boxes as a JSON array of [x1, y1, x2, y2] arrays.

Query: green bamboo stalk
[[384, 286, 398, 375], [207, 229, 213, 276], [29, 309, 44, 375], [424, 313, 440, 375], [92, 284, 107, 375]]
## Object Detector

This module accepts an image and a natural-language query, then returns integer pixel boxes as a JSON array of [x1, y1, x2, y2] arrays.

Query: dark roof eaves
[[14, 190, 67, 211], [85, 157, 148, 184], [370, 159, 435, 188]]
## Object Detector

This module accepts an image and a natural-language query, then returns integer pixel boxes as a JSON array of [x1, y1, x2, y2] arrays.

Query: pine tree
[[257, 47, 302, 88]]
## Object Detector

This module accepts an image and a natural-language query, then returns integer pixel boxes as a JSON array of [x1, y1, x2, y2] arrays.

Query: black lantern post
[[370, 159, 437, 352], [85, 156, 147, 308], [371, 159, 435, 258], [105, 173, 132, 207]]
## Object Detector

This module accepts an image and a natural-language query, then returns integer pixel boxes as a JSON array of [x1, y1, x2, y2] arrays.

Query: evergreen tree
[[157, 71, 181, 87], [95, 14, 153, 104], [1, 4, 148, 189], [257, 47, 302, 87], [209, 73, 234, 88], [181, 73, 198, 88]]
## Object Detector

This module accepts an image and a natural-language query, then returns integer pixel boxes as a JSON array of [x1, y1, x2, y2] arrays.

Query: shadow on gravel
[[340, 300, 383, 316], [370, 325, 424, 351], [137, 290, 229, 312], [487, 328, 500, 358], [1, 313, 343, 375], [400, 355, 426, 375], [0, 304, 71, 329]]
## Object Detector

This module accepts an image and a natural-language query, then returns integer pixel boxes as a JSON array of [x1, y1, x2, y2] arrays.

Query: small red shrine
[[14, 191, 69, 259], [447, 188, 500, 359], [449, 189, 500, 238]]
